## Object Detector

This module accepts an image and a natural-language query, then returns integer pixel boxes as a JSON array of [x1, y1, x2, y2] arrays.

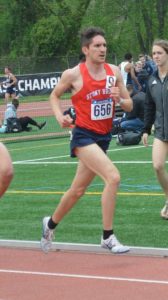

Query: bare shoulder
[[9, 72, 14, 77], [10, 72, 17, 79], [108, 64, 121, 78], [53, 65, 81, 94], [61, 65, 80, 83], [61, 65, 82, 93]]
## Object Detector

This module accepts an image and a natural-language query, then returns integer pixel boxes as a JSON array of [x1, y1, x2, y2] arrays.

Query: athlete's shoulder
[[61, 65, 80, 80], [59, 65, 81, 91], [106, 63, 120, 76]]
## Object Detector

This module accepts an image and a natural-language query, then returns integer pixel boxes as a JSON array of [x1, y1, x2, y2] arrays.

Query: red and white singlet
[[71, 62, 116, 134]]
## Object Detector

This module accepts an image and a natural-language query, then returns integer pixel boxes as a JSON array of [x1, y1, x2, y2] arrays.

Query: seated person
[[120, 84, 145, 133], [0, 98, 46, 133]]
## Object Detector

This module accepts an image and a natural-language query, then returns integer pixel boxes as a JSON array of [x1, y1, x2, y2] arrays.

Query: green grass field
[[0, 134, 168, 248], [0, 94, 71, 142], [0, 115, 67, 139]]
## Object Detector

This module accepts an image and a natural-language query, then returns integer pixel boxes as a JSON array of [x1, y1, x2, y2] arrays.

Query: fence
[[0, 54, 122, 143], [0, 54, 118, 75]]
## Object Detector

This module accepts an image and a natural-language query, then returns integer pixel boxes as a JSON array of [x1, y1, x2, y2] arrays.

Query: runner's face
[[83, 35, 107, 63], [152, 45, 168, 67]]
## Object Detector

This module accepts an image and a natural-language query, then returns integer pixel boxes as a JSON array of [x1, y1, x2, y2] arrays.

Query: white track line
[[0, 269, 167, 285], [13, 144, 148, 164], [13, 154, 70, 164], [14, 160, 156, 165], [13, 160, 168, 165]]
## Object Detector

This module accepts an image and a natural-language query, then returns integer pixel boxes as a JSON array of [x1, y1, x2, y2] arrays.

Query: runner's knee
[[2, 165, 13, 183], [70, 186, 86, 199], [0, 167, 13, 197], [153, 161, 165, 173], [106, 170, 120, 187]]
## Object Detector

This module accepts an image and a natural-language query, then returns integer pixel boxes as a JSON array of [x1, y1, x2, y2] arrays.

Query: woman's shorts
[[6, 86, 16, 95], [70, 126, 112, 157]]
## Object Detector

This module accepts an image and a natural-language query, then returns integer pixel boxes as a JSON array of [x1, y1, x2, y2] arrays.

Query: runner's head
[[80, 27, 105, 47], [80, 27, 107, 63]]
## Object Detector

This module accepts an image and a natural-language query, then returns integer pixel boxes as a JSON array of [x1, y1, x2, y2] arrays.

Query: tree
[[0, 0, 168, 61]]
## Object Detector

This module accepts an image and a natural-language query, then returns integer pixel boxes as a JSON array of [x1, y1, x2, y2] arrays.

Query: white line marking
[[13, 155, 70, 164], [13, 161, 77, 164], [108, 145, 151, 152], [13, 161, 156, 165], [13, 144, 148, 164], [0, 269, 167, 285]]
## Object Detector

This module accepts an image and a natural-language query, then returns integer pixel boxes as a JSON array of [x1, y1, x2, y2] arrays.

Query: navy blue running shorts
[[6, 86, 16, 95], [70, 126, 112, 157]]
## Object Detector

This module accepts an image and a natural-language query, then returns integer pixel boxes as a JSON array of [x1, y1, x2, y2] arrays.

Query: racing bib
[[106, 75, 116, 88], [91, 98, 113, 120]]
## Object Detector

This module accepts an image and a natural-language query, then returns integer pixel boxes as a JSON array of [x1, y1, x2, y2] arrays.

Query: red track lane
[[0, 100, 71, 119], [0, 247, 168, 300]]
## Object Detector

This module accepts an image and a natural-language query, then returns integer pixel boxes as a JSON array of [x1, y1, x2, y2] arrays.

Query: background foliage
[[0, 0, 168, 65]]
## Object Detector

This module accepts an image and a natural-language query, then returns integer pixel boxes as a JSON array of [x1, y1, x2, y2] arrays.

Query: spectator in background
[[0, 142, 13, 198], [139, 54, 156, 76], [142, 39, 168, 220], [145, 54, 157, 73], [120, 84, 145, 132], [134, 60, 149, 93], [136, 54, 157, 93], [0, 98, 46, 133], [119, 53, 141, 90], [0, 67, 17, 103]]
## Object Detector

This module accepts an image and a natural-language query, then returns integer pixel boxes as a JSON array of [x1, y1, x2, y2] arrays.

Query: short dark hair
[[124, 53, 133, 60], [12, 98, 19, 108], [80, 27, 105, 47]]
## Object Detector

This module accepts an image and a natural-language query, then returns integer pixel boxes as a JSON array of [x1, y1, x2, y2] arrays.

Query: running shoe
[[160, 200, 168, 220], [41, 216, 54, 253], [101, 234, 130, 254]]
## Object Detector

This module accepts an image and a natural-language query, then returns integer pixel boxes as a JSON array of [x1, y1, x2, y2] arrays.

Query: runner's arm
[[111, 65, 133, 112], [50, 70, 74, 128]]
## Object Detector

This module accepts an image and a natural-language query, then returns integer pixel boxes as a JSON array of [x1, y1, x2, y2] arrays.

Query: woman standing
[[2, 67, 17, 103], [142, 39, 168, 220]]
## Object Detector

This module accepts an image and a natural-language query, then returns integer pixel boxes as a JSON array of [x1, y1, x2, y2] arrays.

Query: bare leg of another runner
[[152, 138, 168, 219], [0, 143, 13, 198]]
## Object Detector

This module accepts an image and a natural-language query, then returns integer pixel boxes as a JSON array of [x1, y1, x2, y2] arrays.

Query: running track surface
[[0, 247, 168, 300]]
